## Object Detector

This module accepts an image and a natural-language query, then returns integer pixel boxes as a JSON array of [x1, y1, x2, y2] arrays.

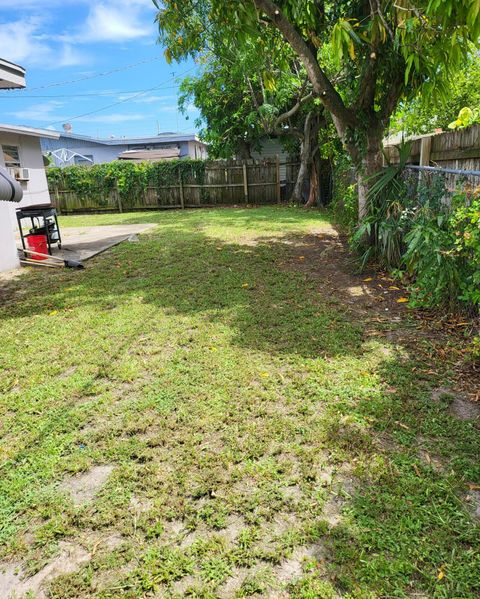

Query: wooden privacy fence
[[383, 124, 480, 193], [50, 158, 300, 214], [384, 124, 480, 185]]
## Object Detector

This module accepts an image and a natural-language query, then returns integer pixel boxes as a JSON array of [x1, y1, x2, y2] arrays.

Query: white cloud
[[8, 100, 149, 126], [58, 45, 89, 68], [0, 18, 88, 68], [117, 93, 178, 104], [0, 18, 51, 66], [0, 0, 74, 6], [8, 100, 66, 121], [74, 0, 155, 43], [0, 0, 155, 69]]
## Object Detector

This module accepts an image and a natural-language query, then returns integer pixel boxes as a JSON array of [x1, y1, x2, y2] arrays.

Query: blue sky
[[0, 0, 200, 138]]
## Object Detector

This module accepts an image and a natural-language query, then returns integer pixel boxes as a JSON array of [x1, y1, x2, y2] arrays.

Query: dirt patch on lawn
[[59, 464, 114, 506], [0, 542, 90, 599], [430, 388, 480, 422], [275, 545, 320, 584]]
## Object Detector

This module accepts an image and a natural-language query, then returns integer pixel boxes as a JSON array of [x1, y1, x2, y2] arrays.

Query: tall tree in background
[[155, 0, 480, 220], [174, 25, 325, 203]]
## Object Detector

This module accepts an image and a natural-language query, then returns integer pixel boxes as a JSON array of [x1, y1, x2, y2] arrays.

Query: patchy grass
[[0, 206, 479, 598]]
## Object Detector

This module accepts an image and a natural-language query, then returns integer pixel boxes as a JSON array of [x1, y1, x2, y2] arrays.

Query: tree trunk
[[304, 158, 319, 208], [356, 130, 383, 220], [290, 112, 313, 203], [237, 139, 252, 160]]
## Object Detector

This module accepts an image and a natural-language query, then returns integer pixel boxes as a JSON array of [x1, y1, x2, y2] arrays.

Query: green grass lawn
[[1, 206, 479, 598]]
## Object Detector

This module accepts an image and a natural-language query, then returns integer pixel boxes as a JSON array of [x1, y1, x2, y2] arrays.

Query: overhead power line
[[0, 85, 180, 100], [5, 55, 166, 92], [44, 67, 196, 128]]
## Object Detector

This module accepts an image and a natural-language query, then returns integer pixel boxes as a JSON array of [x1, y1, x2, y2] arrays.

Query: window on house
[[2, 145, 21, 168]]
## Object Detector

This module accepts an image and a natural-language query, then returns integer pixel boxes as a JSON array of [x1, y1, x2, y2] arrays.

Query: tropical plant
[[351, 142, 413, 269], [403, 209, 461, 309]]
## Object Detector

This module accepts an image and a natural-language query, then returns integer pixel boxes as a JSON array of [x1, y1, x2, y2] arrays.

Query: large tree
[[174, 23, 326, 204], [155, 0, 480, 220]]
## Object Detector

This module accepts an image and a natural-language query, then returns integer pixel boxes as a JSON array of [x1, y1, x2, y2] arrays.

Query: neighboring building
[[251, 137, 290, 180], [41, 132, 208, 167]]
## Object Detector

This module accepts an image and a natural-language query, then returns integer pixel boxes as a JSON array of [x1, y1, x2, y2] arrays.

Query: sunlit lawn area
[[1, 206, 479, 598]]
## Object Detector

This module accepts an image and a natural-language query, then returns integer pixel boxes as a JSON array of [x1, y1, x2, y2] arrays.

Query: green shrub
[[350, 159, 480, 313], [405, 190, 480, 310], [404, 212, 462, 308], [450, 193, 480, 306], [47, 159, 207, 208]]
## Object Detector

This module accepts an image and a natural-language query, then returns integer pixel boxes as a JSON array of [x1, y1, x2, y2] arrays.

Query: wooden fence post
[[242, 162, 249, 205], [275, 154, 281, 204], [420, 136, 432, 167], [179, 171, 185, 209]]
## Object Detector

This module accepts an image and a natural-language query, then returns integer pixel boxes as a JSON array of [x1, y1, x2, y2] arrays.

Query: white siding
[[0, 133, 52, 271], [251, 138, 289, 180], [0, 133, 52, 207], [0, 203, 19, 271]]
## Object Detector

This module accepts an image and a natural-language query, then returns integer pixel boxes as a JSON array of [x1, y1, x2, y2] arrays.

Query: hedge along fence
[[47, 158, 300, 214]]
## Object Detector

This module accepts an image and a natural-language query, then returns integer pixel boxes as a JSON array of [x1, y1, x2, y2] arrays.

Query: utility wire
[[0, 85, 180, 100], [44, 67, 196, 127], [5, 56, 166, 92]]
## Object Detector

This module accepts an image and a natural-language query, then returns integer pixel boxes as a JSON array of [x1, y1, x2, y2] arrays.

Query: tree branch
[[274, 91, 314, 128], [356, 56, 378, 114], [380, 67, 405, 122], [252, 0, 356, 128]]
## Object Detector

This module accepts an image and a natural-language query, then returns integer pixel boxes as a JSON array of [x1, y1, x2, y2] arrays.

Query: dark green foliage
[[351, 143, 413, 269], [47, 160, 206, 208], [351, 163, 480, 312], [390, 49, 480, 135]]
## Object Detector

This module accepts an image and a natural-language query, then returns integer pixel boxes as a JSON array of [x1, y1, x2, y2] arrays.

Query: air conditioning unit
[[17, 168, 30, 181], [7, 167, 17, 179]]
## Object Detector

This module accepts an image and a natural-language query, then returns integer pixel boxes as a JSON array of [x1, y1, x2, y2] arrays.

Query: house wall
[[0, 133, 53, 271], [0, 133, 52, 207], [0, 202, 19, 271], [251, 138, 289, 180], [41, 136, 207, 165], [187, 141, 208, 160]]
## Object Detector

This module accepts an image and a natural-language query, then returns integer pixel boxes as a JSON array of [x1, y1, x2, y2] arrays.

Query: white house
[[0, 59, 60, 273], [0, 124, 60, 272]]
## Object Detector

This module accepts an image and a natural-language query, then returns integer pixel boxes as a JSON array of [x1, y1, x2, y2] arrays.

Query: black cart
[[16, 204, 62, 256]]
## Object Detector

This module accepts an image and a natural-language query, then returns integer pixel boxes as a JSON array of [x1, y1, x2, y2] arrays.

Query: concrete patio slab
[[17, 224, 156, 262]]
